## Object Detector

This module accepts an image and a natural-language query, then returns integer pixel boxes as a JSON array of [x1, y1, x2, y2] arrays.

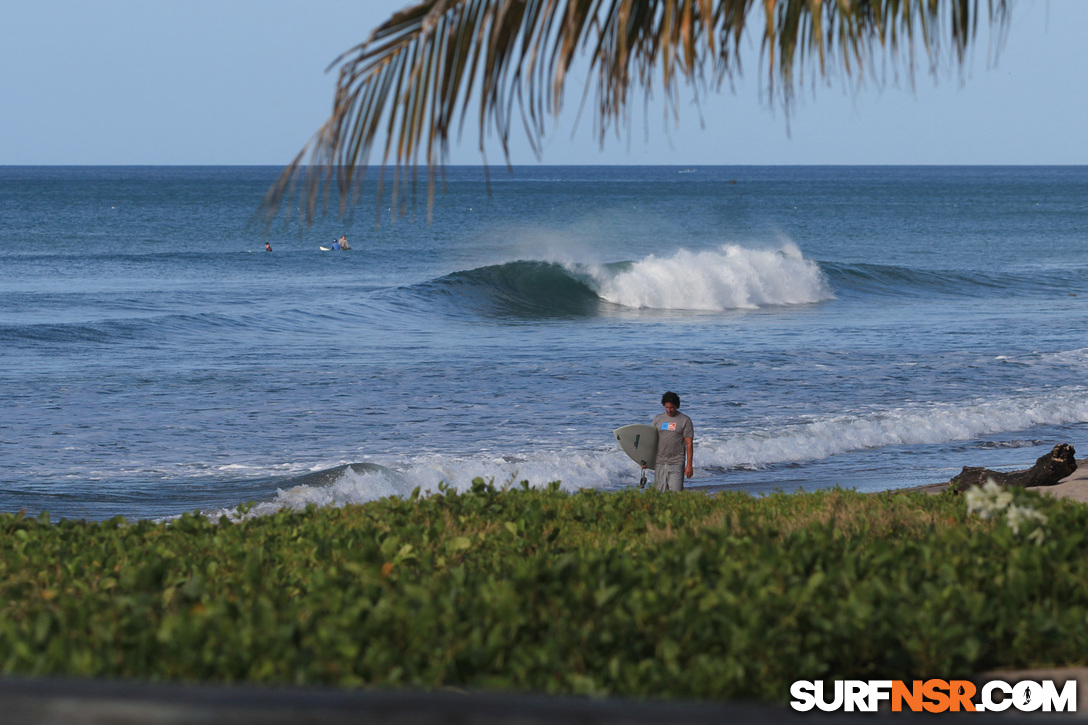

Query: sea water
[[1, 165, 1086, 521]]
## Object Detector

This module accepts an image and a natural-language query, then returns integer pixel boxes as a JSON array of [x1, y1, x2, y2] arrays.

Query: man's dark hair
[[661, 391, 680, 407]]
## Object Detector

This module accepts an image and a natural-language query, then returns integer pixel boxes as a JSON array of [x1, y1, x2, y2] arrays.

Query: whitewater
[[587, 243, 833, 310], [1, 165, 1086, 521]]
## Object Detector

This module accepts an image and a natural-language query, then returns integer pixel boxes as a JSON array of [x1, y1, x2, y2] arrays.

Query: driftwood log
[[950, 444, 1077, 492]]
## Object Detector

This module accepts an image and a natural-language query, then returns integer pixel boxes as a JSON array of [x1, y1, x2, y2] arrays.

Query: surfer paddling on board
[[650, 392, 694, 492]]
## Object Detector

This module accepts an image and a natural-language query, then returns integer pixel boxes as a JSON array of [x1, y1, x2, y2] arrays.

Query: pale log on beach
[[950, 444, 1078, 492]]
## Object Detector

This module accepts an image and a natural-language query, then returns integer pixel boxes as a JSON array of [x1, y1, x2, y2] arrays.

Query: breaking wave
[[588, 243, 833, 310], [399, 243, 834, 317]]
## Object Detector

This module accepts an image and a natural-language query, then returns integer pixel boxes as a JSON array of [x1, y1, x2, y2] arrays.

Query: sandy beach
[[905, 457, 1088, 501], [1026, 458, 1088, 501]]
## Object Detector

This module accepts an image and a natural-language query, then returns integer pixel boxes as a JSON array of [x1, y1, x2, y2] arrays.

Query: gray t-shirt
[[652, 412, 694, 465]]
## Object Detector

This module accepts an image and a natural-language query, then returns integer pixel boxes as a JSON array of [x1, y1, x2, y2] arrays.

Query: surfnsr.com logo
[[790, 679, 1077, 713]]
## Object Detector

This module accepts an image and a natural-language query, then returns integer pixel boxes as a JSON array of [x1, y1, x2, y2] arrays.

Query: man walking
[[652, 391, 694, 492]]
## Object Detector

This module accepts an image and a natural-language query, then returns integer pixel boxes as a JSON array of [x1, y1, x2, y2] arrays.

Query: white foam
[[205, 449, 640, 522], [585, 243, 833, 310], [997, 348, 1088, 369], [211, 465, 417, 520], [697, 388, 1088, 469], [1040, 348, 1088, 368]]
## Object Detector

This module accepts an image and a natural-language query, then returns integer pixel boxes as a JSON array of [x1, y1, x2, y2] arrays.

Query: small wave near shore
[[202, 385, 1088, 521]]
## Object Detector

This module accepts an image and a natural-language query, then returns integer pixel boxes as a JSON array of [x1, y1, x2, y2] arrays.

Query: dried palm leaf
[[261, 0, 1009, 226]]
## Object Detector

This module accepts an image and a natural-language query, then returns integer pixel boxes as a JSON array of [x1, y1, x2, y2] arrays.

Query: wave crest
[[589, 243, 833, 310], [410, 261, 600, 318]]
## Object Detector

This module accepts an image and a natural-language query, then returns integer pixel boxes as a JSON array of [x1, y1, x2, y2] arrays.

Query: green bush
[[2, 481, 1086, 701]]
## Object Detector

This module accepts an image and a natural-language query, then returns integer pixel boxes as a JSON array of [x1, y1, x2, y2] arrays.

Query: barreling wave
[[399, 243, 833, 317], [403, 260, 602, 318], [396, 251, 1086, 319]]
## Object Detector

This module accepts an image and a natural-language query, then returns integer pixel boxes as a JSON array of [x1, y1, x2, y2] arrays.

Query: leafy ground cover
[[2, 481, 1086, 702]]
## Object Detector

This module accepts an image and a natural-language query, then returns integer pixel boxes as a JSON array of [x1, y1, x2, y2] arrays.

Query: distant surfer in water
[[338, 235, 351, 250], [265, 242, 272, 252], [331, 238, 340, 251], [651, 391, 694, 492]]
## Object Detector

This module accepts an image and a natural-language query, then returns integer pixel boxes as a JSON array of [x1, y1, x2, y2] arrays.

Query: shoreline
[[897, 457, 1088, 500]]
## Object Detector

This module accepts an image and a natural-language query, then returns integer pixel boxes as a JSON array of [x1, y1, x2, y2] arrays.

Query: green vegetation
[[2, 481, 1086, 702]]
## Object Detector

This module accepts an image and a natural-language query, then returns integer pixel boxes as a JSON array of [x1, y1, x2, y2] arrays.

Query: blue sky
[[2, 1, 1084, 165]]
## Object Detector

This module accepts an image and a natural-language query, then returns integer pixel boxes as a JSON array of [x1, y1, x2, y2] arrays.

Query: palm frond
[[261, 0, 1009, 227]]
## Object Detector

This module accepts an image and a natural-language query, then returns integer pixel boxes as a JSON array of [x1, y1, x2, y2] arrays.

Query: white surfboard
[[614, 424, 658, 468]]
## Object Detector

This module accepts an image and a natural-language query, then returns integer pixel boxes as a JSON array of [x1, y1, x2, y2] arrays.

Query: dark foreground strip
[[0, 676, 1036, 724]]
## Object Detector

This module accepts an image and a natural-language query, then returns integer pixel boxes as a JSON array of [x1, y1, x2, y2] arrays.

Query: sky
[[2, 0, 1085, 166]]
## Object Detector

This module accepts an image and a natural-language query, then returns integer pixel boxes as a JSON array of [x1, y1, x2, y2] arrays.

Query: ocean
[[2, 165, 1086, 521]]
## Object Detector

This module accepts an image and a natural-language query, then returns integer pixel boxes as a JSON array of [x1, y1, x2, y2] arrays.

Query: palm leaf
[[261, 0, 1009, 227]]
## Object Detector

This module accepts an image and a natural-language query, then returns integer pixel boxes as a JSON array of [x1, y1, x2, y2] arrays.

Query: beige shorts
[[654, 463, 685, 492]]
